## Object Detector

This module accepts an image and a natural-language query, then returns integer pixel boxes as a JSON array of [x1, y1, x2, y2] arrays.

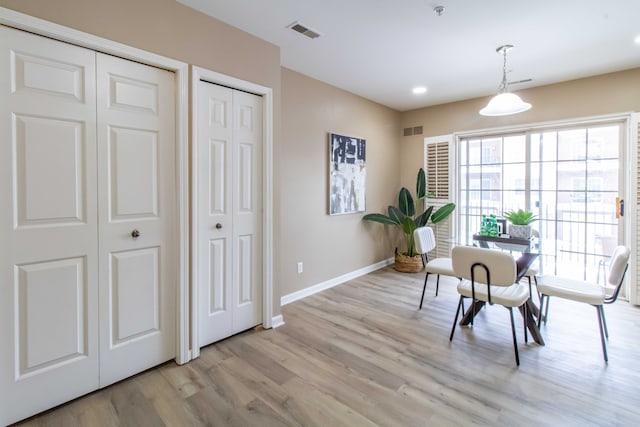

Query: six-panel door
[[0, 26, 177, 425], [197, 81, 263, 347]]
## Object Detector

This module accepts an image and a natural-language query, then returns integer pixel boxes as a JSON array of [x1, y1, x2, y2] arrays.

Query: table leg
[[458, 298, 545, 345], [459, 300, 486, 326], [519, 299, 545, 345]]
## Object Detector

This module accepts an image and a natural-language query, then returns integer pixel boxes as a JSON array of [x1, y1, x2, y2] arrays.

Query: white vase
[[509, 224, 531, 239]]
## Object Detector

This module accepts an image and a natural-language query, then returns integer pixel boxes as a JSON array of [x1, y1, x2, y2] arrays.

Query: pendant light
[[479, 44, 531, 116]]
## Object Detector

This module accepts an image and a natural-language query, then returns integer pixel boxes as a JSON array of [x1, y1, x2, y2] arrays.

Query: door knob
[[131, 229, 140, 238], [215, 223, 222, 229]]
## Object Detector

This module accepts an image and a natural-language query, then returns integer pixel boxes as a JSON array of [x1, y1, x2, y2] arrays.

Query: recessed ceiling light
[[413, 87, 427, 94], [635, 34, 640, 44]]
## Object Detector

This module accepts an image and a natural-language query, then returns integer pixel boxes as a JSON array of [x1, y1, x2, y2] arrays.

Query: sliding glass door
[[457, 121, 624, 282]]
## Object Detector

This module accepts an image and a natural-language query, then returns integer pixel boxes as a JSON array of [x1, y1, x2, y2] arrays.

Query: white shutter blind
[[424, 135, 454, 258], [426, 142, 449, 199]]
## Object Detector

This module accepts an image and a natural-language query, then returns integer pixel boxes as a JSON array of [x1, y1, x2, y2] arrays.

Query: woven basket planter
[[394, 253, 424, 273]]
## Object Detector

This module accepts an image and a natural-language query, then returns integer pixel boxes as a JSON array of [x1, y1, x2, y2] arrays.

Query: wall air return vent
[[287, 21, 322, 39], [403, 126, 423, 136]]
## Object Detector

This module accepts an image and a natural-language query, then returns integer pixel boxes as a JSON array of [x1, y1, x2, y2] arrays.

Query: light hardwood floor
[[15, 267, 640, 426]]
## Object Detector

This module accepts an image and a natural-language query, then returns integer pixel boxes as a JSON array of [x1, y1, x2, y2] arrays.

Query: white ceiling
[[178, 0, 640, 112]]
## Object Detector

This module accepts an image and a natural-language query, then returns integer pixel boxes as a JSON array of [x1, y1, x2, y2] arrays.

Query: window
[[457, 122, 624, 281]]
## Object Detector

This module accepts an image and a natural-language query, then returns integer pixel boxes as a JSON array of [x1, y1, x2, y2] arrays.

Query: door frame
[[0, 7, 192, 364], [191, 66, 274, 358]]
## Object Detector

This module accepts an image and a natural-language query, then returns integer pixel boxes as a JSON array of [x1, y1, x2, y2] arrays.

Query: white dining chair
[[450, 245, 530, 366], [413, 226, 457, 309], [536, 245, 630, 362]]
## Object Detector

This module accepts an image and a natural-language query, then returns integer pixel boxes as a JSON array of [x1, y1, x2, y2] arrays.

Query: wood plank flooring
[[15, 267, 640, 426]]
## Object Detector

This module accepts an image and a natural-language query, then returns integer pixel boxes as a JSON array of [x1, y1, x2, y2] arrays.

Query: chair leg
[[435, 274, 440, 296], [449, 296, 463, 341], [543, 294, 550, 325], [601, 305, 609, 339], [509, 308, 520, 366], [596, 305, 608, 362], [419, 272, 430, 309], [523, 303, 528, 343]]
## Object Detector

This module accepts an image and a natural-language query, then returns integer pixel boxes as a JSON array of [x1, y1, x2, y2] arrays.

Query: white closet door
[[0, 26, 99, 425], [231, 90, 263, 333], [197, 81, 262, 347], [96, 53, 176, 386]]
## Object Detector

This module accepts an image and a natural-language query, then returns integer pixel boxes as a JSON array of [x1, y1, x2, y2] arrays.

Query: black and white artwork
[[329, 133, 366, 215]]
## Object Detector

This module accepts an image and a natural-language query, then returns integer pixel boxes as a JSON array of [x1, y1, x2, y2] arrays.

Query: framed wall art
[[329, 132, 366, 215]]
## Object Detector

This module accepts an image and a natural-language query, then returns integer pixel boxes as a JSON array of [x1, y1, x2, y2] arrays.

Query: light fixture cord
[[499, 48, 509, 93]]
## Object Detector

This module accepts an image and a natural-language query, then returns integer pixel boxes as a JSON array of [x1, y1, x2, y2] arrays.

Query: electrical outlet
[[297, 262, 303, 274]]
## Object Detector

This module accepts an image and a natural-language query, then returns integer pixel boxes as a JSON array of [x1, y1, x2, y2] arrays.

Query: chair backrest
[[606, 245, 631, 302], [414, 226, 437, 255], [452, 246, 516, 287]]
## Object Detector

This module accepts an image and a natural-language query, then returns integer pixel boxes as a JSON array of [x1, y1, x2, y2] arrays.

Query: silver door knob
[[215, 223, 222, 229], [131, 229, 140, 238]]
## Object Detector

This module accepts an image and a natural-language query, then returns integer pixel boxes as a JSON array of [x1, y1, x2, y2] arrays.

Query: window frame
[[453, 115, 631, 284]]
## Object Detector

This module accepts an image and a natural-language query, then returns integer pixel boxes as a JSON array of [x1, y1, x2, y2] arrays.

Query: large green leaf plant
[[363, 168, 456, 257]]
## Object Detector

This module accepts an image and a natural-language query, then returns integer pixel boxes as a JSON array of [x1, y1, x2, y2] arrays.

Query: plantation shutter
[[424, 135, 454, 258], [426, 141, 449, 198]]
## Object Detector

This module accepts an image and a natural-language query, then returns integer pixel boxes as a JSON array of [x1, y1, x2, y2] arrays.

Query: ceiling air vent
[[287, 21, 322, 39]]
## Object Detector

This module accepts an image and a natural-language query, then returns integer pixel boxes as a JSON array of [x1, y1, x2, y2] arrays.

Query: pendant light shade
[[480, 45, 531, 116], [479, 92, 531, 116]]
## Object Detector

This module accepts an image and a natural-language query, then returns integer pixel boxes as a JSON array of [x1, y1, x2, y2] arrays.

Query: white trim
[[0, 7, 191, 365], [629, 113, 639, 305], [454, 112, 635, 140], [271, 315, 285, 328], [281, 258, 394, 306], [191, 66, 274, 359]]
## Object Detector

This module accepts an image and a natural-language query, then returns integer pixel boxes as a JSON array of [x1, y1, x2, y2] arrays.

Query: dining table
[[453, 233, 545, 345]]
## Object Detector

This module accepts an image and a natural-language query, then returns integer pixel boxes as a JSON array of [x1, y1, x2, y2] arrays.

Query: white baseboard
[[271, 315, 285, 328], [280, 257, 394, 306]]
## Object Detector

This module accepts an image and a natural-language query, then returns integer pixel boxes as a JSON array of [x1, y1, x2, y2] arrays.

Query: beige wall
[[280, 68, 401, 297], [399, 68, 640, 190]]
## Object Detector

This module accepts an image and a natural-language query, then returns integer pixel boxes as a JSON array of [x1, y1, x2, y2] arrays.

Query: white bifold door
[[0, 26, 176, 425], [197, 81, 263, 347]]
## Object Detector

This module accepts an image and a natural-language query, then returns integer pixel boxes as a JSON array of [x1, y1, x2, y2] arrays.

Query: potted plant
[[363, 168, 456, 272], [504, 209, 538, 239]]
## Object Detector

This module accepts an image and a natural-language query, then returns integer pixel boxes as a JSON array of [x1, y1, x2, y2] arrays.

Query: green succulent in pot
[[504, 209, 538, 225], [504, 209, 538, 239], [363, 168, 456, 257]]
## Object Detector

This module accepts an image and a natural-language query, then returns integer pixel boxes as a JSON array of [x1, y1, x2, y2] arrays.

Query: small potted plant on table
[[504, 209, 538, 239]]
